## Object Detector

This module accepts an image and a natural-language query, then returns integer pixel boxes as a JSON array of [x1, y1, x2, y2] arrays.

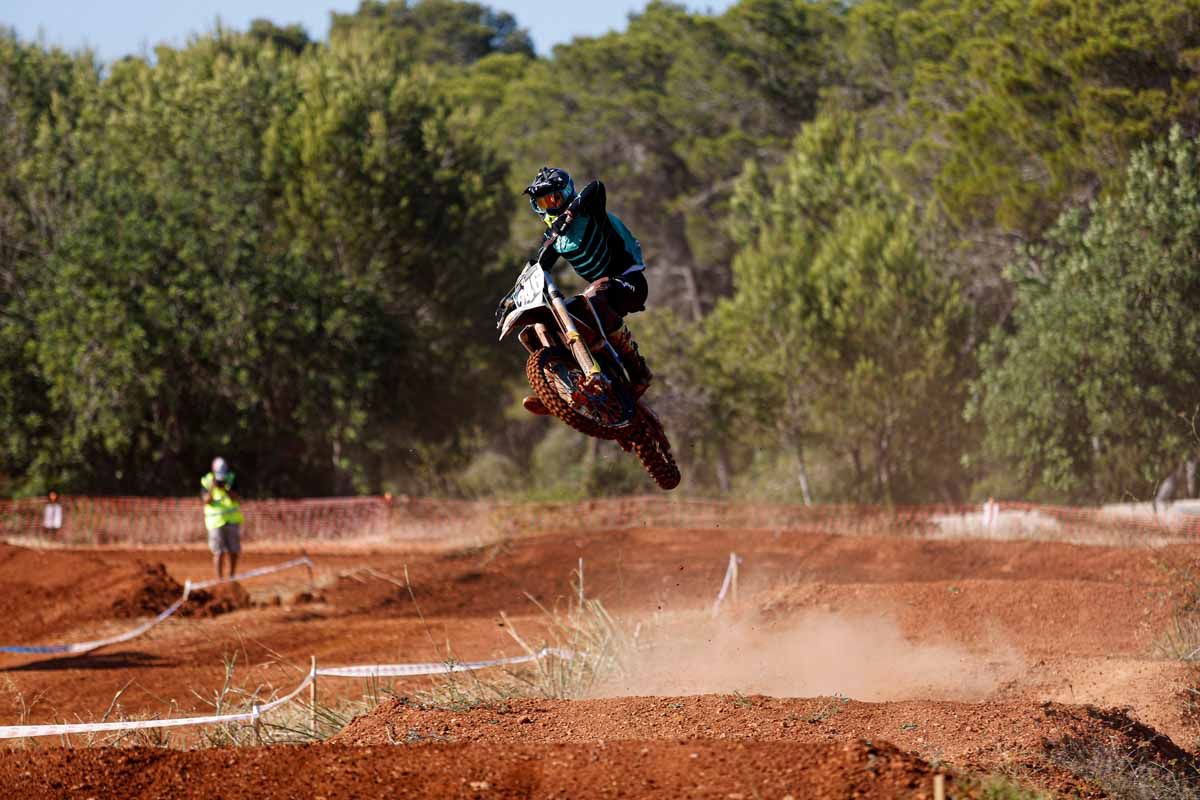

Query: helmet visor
[[534, 191, 566, 212]]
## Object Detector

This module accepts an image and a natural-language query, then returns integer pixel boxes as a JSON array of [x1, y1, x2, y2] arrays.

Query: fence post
[[731, 552, 739, 609], [309, 656, 318, 734], [302, 549, 314, 591]]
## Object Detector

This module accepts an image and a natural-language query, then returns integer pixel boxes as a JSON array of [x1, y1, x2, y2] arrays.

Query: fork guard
[[518, 323, 557, 354]]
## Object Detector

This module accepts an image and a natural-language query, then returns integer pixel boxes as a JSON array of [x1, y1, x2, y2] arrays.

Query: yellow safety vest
[[201, 472, 244, 530]]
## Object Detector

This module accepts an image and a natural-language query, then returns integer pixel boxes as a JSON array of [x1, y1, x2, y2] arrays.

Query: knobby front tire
[[525, 347, 636, 440]]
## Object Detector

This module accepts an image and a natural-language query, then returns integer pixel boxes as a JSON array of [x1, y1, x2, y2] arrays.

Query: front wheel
[[526, 347, 637, 440]]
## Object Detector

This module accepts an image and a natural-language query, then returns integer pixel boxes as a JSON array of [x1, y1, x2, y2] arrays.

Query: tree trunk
[[794, 442, 814, 506], [332, 438, 347, 496], [876, 431, 893, 505], [1156, 467, 1178, 508], [715, 441, 733, 494], [676, 264, 704, 323]]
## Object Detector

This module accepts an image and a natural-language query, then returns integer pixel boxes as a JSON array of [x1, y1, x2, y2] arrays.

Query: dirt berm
[[333, 694, 1199, 795], [2, 739, 947, 799]]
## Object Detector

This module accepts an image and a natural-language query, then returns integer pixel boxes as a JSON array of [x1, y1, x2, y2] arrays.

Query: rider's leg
[[588, 272, 652, 398], [520, 272, 651, 415], [608, 322, 653, 397]]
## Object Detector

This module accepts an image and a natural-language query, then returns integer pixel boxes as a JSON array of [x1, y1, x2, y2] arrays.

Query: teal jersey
[[539, 181, 644, 282]]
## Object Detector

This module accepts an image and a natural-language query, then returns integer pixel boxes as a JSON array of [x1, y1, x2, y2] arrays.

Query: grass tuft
[[1154, 559, 1200, 660], [973, 774, 1051, 799], [1050, 736, 1200, 800], [417, 570, 633, 709]]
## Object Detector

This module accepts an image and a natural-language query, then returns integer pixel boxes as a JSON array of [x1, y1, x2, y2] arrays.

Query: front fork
[[544, 273, 601, 377]]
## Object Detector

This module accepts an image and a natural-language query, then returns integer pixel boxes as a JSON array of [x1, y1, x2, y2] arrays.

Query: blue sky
[[4, 1, 737, 61]]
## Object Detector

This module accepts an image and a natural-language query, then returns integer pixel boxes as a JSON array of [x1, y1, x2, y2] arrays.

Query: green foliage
[[974, 126, 1200, 498], [1, 22, 514, 496], [457, 449, 522, 496], [247, 19, 312, 54], [330, 0, 533, 69], [0, 31, 100, 492], [521, 427, 645, 501], [634, 308, 740, 491], [6, 0, 1200, 502], [712, 112, 976, 503], [495, 0, 843, 316], [846, 0, 1200, 235], [272, 36, 513, 493]]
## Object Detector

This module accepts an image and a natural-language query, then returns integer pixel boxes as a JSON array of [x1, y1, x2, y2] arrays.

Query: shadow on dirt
[[1, 650, 174, 672]]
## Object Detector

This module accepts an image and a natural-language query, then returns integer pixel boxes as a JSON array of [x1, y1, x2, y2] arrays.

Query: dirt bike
[[495, 234, 681, 491]]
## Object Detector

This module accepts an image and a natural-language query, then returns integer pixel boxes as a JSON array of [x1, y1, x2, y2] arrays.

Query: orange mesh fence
[[0, 496, 396, 545], [1, 495, 1198, 546], [483, 497, 1200, 542]]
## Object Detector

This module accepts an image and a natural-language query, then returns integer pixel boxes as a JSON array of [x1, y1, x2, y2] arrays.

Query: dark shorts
[[207, 523, 242, 555], [571, 271, 649, 330]]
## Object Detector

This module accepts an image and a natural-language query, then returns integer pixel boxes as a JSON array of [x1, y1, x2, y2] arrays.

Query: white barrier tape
[[0, 557, 314, 656], [314, 647, 574, 679], [0, 666, 316, 740], [0, 648, 576, 739], [712, 552, 740, 616], [188, 556, 314, 591], [65, 593, 191, 655]]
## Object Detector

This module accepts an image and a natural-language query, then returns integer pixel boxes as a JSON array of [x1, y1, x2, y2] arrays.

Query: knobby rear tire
[[629, 408, 682, 491]]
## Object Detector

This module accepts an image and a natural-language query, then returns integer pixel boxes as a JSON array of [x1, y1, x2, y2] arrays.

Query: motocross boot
[[609, 323, 653, 398], [522, 395, 550, 416]]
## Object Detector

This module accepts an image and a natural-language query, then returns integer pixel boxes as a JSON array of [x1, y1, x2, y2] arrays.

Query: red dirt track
[[2, 514, 1199, 797]]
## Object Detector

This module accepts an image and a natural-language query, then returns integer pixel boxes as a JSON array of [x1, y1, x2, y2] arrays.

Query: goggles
[[534, 191, 566, 212]]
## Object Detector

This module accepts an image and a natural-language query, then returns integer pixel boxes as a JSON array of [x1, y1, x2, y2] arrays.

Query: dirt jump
[[1, 502, 1198, 798]]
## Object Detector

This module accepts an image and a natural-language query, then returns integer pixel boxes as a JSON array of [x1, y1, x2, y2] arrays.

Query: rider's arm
[[574, 180, 606, 216], [536, 234, 561, 269], [534, 181, 605, 269]]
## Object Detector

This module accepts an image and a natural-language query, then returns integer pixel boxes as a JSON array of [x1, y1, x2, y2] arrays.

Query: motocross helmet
[[523, 166, 575, 216]]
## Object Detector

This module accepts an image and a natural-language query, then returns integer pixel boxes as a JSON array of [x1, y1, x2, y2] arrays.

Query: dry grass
[[1154, 560, 1200, 661], [1050, 737, 1200, 800], [0, 650, 393, 749], [970, 774, 1052, 799], [0, 566, 632, 747], [1156, 615, 1200, 661], [416, 569, 635, 709]]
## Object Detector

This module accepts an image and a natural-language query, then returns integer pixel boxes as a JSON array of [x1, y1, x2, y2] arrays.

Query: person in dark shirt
[[521, 166, 652, 416]]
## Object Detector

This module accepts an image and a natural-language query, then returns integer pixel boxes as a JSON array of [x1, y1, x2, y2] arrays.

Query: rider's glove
[[549, 211, 573, 236]]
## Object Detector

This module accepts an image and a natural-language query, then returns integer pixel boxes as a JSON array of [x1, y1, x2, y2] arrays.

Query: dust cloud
[[594, 610, 1023, 702]]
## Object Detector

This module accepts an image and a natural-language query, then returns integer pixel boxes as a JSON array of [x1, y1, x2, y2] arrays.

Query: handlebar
[[534, 205, 578, 265]]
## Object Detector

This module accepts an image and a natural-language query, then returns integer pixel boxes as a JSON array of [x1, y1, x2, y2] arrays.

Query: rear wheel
[[629, 407, 681, 490], [526, 347, 636, 440]]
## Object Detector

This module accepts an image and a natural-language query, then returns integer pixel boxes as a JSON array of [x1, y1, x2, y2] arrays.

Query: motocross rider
[[520, 166, 652, 416]]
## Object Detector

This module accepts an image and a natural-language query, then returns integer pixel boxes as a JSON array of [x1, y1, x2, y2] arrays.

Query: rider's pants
[[570, 270, 648, 332]]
